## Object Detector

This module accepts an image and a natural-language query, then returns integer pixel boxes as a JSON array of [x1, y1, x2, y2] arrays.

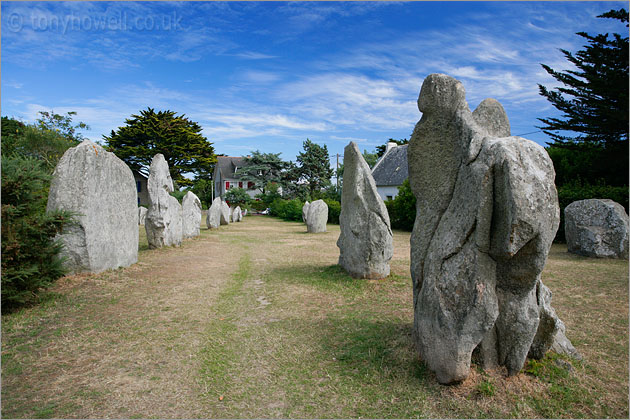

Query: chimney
[[386, 142, 397, 153]]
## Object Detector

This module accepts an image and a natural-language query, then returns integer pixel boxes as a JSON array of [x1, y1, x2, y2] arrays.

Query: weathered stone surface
[[232, 206, 242, 222], [306, 200, 328, 233], [47, 140, 138, 273], [182, 191, 202, 238], [302, 201, 310, 223], [138, 207, 147, 225], [243, 209, 248, 217], [220, 201, 231, 225], [565, 199, 629, 259], [337, 142, 393, 279], [206, 197, 222, 229], [408, 73, 571, 384], [145, 154, 183, 248]]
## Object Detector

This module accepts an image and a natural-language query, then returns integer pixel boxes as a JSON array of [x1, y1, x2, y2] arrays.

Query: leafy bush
[[256, 182, 283, 208], [170, 189, 186, 203], [270, 198, 303, 221], [1, 155, 75, 311], [224, 187, 251, 208], [384, 179, 416, 231], [323, 198, 340, 224], [555, 180, 629, 242]]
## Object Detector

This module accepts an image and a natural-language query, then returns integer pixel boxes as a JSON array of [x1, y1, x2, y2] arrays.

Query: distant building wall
[[133, 171, 150, 207], [376, 185, 400, 202]]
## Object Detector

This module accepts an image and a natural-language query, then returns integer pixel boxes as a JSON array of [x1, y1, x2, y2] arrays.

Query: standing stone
[[47, 140, 138, 273], [145, 154, 183, 248], [182, 191, 202, 239], [302, 201, 310, 223], [243, 209, 248, 217], [138, 207, 147, 225], [565, 199, 629, 259], [206, 197, 222, 229], [220, 200, 231, 225], [408, 74, 572, 384], [306, 200, 328, 233], [232, 206, 242, 222], [337, 142, 393, 279]]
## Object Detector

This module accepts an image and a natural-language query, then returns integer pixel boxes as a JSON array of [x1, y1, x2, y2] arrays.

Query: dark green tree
[[294, 139, 334, 199], [224, 187, 251, 207], [240, 150, 289, 194], [103, 108, 216, 187], [190, 178, 214, 209], [538, 8, 628, 186]]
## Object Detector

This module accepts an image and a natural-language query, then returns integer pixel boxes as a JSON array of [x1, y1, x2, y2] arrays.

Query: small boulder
[[337, 141, 393, 279], [206, 197, 222, 229], [232, 206, 242, 222], [138, 207, 147, 225], [182, 191, 202, 238], [306, 200, 328, 233], [565, 199, 629, 258], [47, 140, 138, 273], [145, 154, 183, 248], [302, 201, 310, 223]]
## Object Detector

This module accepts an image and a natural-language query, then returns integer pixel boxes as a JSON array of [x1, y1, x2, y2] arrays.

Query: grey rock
[[337, 141, 393, 279], [565, 199, 629, 259], [408, 73, 570, 384], [302, 201, 310, 223], [220, 200, 231, 225], [138, 207, 147, 225], [182, 191, 202, 238], [206, 197, 222, 229], [145, 154, 183, 248], [243, 209, 248, 217], [47, 140, 138, 273], [232, 206, 242, 222], [306, 200, 328, 233]]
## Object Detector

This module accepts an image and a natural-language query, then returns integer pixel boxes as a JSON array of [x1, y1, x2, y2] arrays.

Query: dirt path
[[2, 220, 253, 418]]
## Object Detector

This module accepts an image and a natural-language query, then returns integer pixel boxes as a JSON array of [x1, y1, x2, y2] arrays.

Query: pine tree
[[294, 139, 334, 199]]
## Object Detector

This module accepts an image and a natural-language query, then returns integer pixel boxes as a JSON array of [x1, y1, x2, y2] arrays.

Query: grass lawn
[[2, 216, 628, 418]]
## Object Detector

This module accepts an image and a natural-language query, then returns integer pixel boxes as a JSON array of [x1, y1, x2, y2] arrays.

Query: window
[[225, 181, 230, 190], [239, 181, 243, 188], [137, 181, 141, 192], [386, 195, 393, 201], [247, 181, 254, 189]]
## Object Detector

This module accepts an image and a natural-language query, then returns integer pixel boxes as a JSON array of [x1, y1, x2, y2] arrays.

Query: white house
[[371, 142, 408, 201], [213, 156, 261, 200]]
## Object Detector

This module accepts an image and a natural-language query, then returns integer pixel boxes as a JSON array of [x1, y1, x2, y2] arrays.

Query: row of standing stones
[[46, 73, 627, 385]]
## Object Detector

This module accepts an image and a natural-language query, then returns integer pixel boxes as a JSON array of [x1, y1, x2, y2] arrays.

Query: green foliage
[[103, 108, 216, 187], [169, 189, 186, 203], [240, 151, 288, 194], [538, 9, 628, 187], [256, 182, 283, 208], [269, 198, 304, 221], [2, 114, 83, 173], [555, 180, 629, 242], [375, 138, 409, 158], [1, 155, 74, 312], [384, 179, 416, 231], [190, 178, 213, 209], [476, 380, 496, 397], [224, 187, 251, 207], [323, 198, 341, 224], [294, 139, 334, 198]]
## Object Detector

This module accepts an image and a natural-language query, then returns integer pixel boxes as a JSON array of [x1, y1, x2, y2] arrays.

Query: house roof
[[371, 144, 408, 186], [216, 156, 247, 179]]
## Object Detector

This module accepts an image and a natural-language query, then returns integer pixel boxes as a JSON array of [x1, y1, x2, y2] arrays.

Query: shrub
[[323, 198, 340, 224], [224, 187, 251, 208], [555, 180, 629, 242], [384, 179, 416, 231], [170, 189, 186, 203], [1, 155, 75, 311], [270, 198, 303, 221]]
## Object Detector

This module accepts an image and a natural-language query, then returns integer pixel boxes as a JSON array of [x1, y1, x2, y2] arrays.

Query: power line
[[515, 130, 542, 136]]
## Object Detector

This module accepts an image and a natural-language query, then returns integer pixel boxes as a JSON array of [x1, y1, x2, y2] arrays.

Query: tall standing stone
[[47, 140, 138, 273], [302, 201, 310, 223], [565, 199, 629, 259], [337, 142, 393, 279], [206, 197, 222, 229], [138, 207, 147, 225], [145, 154, 183, 248], [220, 200, 231, 225], [408, 74, 572, 384], [182, 191, 202, 239], [306, 200, 328, 233]]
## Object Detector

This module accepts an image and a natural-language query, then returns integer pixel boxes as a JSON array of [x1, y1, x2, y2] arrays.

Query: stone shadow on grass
[[267, 264, 368, 292]]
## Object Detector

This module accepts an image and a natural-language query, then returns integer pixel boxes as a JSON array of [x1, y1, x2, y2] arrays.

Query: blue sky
[[1, 1, 627, 166]]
